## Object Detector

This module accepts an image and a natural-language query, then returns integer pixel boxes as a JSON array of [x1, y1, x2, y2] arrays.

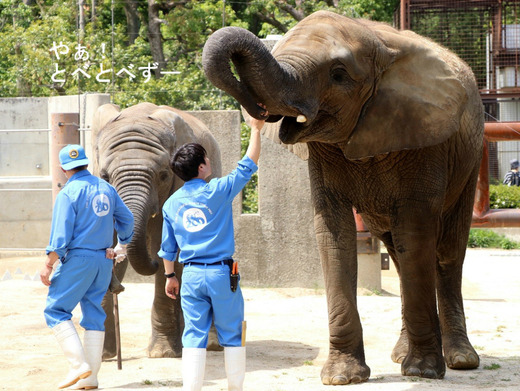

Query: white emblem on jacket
[[183, 208, 207, 232]]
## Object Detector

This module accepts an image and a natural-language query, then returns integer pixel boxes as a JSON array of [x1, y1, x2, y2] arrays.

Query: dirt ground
[[1, 248, 519, 391]]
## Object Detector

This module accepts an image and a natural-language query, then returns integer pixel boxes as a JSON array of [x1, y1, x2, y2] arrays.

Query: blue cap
[[59, 144, 90, 170]]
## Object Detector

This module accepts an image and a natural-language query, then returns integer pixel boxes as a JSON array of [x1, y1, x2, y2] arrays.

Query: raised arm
[[246, 104, 268, 165]]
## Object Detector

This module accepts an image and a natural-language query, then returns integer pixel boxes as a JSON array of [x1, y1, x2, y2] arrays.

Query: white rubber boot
[[70, 330, 105, 389], [52, 320, 92, 389], [224, 347, 246, 391], [182, 348, 206, 391]]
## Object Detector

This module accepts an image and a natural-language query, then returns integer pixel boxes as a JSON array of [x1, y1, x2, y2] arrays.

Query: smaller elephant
[[92, 102, 222, 358]]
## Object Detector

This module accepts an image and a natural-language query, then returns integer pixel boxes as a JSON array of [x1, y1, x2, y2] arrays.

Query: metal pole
[[50, 113, 80, 203]]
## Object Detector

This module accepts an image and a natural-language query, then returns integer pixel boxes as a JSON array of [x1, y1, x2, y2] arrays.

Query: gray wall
[[0, 95, 323, 288]]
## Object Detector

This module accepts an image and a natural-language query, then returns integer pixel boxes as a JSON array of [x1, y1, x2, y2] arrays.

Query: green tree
[[0, 0, 401, 214], [0, 0, 399, 104]]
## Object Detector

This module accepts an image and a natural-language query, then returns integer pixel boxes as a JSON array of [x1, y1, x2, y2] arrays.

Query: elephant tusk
[[151, 213, 157, 219], [296, 114, 307, 123]]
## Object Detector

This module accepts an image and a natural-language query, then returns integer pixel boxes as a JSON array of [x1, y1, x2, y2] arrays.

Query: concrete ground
[[0, 248, 519, 390]]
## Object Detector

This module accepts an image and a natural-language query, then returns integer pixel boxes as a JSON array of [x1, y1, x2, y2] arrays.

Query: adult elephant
[[91, 102, 222, 358], [202, 11, 483, 385]]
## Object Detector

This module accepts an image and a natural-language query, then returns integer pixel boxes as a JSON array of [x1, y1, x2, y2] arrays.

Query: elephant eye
[[100, 170, 110, 182], [159, 170, 171, 182], [330, 67, 352, 85]]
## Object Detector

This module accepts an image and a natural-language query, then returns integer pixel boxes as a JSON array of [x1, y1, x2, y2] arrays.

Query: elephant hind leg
[[437, 171, 480, 370], [391, 324, 408, 364], [379, 234, 409, 364]]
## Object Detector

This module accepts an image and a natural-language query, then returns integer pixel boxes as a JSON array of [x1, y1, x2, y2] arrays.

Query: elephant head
[[202, 10, 468, 160], [92, 102, 221, 276]]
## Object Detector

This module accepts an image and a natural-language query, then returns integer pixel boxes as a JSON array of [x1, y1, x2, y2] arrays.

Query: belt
[[184, 259, 233, 267]]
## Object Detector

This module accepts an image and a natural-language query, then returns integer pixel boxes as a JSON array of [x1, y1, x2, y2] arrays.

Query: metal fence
[[395, 0, 520, 182]]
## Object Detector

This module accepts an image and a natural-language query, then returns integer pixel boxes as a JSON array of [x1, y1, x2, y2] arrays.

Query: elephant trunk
[[202, 26, 306, 121], [112, 168, 159, 276]]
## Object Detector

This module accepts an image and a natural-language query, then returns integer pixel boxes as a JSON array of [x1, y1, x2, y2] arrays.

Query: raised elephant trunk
[[202, 26, 305, 121], [112, 168, 159, 276]]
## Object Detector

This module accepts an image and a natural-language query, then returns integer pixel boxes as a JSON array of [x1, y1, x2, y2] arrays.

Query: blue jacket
[[159, 155, 258, 264], [46, 170, 134, 258]]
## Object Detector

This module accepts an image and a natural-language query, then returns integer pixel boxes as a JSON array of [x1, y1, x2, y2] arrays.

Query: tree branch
[[255, 11, 288, 33], [275, 0, 305, 21], [324, 0, 339, 7]]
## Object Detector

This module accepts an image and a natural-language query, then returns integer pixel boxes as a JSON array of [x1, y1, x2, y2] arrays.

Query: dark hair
[[511, 159, 519, 170], [171, 143, 207, 181], [71, 165, 88, 172]]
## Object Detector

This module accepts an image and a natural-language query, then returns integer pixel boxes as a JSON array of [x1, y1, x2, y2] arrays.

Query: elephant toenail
[[423, 369, 438, 378], [452, 355, 465, 365], [331, 375, 348, 385], [405, 367, 421, 377]]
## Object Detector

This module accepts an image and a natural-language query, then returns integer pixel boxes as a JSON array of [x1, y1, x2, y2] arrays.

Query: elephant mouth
[[279, 115, 304, 144], [277, 109, 326, 144]]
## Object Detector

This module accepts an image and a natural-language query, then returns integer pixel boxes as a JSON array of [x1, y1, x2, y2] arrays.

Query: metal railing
[[473, 122, 520, 227]]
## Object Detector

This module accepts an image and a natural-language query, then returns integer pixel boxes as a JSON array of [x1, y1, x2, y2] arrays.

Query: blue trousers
[[181, 262, 244, 348], [44, 251, 112, 330]]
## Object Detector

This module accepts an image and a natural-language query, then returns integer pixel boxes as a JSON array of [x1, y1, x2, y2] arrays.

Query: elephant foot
[[391, 332, 409, 364], [401, 346, 445, 379], [207, 327, 223, 351], [148, 335, 182, 358], [320, 350, 370, 385], [443, 336, 479, 369], [102, 333, 117, 360], [102, 347, 116, 360]]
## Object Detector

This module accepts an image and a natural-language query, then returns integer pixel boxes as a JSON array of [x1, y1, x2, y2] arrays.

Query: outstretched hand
[[250, 103, 268, 131]]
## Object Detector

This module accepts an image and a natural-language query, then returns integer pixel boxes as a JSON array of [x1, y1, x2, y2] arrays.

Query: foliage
[[241, 121, 258, 214], [0, 0, 398, 104], [489, 184, 520, 209], [467, 229, 520, 249], [0, 0, 398, 212]]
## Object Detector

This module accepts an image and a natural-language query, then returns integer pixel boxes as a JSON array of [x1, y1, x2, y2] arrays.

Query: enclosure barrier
[[473, 122, 520, 227]]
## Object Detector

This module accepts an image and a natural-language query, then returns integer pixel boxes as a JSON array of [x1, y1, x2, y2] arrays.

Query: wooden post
[[49, 113, 80, 203]]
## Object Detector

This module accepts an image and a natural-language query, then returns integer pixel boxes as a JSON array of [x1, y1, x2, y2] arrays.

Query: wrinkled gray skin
[[92, 102, 222, 358], [202, 11, 484, 385]]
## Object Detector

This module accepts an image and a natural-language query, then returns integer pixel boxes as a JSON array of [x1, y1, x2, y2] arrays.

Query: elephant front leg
[[315, 214, 370, 385], [148, 263, 184, 358], [102, 260, 127, 359], [102, 292, 117, 359]]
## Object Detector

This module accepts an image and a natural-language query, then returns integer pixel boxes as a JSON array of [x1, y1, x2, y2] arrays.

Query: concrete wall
[[0, 94, 111, 251], [0, 95, 383, 289]]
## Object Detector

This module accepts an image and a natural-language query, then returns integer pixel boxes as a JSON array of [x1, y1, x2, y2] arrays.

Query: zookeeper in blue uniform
[[40, 144, 134, 390], [158, 106, 267, 391]]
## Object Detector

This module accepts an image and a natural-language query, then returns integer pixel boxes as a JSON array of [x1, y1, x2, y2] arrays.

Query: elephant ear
[[340, 30, 468, 159], [91, 103, 121, 175], [148, 108, 197, 151], [241, 107, 309, 160], [91, 103, 121, 142]]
